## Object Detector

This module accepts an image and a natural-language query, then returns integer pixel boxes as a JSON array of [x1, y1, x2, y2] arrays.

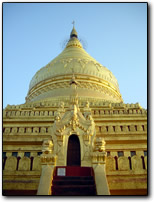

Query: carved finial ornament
[[72, 20, 75, 27], [70, 21, 78, 38]]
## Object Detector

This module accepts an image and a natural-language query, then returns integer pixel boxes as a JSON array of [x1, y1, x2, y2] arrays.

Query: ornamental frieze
[[28, 57, 119, 92], [27, 79, 122, 103]]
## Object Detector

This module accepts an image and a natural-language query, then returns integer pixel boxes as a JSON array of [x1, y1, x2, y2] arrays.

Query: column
[[37, 139, 57, 195]]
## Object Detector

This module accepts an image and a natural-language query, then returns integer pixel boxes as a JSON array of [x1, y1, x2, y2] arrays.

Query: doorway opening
[[67, 135, 81, 166]]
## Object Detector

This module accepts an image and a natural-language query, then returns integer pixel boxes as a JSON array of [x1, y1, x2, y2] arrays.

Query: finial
[[70, 21, 78, 38], [72, 20, 75, 27]]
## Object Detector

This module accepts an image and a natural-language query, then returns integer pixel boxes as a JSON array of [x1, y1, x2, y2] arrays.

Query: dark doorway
[[67, 135, 81, 166]]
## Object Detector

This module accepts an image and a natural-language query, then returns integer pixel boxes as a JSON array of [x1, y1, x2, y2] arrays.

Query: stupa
[[3, 26, 147, 196]]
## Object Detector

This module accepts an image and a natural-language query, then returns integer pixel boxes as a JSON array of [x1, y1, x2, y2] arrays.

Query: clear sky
[[3, 2, 147, 109]]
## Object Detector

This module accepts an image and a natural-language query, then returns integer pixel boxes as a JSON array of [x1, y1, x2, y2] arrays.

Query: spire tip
[[70, 22, 78, 38], [72, 20, 75, 27]]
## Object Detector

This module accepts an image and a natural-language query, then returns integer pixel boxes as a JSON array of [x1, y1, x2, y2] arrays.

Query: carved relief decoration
[[27, 79, 122, 103], [29, 57, 119, 92], [48, 100, 96, 166]]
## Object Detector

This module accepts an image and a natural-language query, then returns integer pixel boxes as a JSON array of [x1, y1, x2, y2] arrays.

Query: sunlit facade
[[3, 26, 147, 196]]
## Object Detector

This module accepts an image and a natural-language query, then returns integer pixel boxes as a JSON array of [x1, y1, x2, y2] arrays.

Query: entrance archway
[[67, 135, 81, 166]]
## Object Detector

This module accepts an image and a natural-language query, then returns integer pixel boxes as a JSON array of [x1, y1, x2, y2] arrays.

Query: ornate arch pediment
[[50, 101, 96, 166]]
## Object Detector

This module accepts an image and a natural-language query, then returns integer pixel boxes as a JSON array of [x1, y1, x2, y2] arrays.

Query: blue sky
[[3, 2, 147, 109]]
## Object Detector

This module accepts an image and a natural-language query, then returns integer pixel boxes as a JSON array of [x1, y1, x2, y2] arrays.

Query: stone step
[[53, 179, 95, 186], [51, 166, 97, 196], [52, 185, 96, 196], [53, 176, 94, 181]]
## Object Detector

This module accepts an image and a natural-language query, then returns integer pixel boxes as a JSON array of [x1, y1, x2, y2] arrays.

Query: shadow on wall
[[106, 155, 147, 171]]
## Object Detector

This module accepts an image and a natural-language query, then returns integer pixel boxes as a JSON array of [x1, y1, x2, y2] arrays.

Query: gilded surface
[[3, 27, 147, 195], [27, 28, 122, 103]]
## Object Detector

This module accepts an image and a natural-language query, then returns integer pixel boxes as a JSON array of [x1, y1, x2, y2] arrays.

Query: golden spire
[[66, 22, 82, 49], [70, 21, 78, 38]]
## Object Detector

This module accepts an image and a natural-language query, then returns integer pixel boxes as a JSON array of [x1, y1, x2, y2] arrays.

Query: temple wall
[[3, 152, 147, 172], [3, 102, 147, 195]]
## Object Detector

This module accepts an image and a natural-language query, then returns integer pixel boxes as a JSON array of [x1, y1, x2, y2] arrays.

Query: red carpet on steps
[[51, 166, 97, 196]]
